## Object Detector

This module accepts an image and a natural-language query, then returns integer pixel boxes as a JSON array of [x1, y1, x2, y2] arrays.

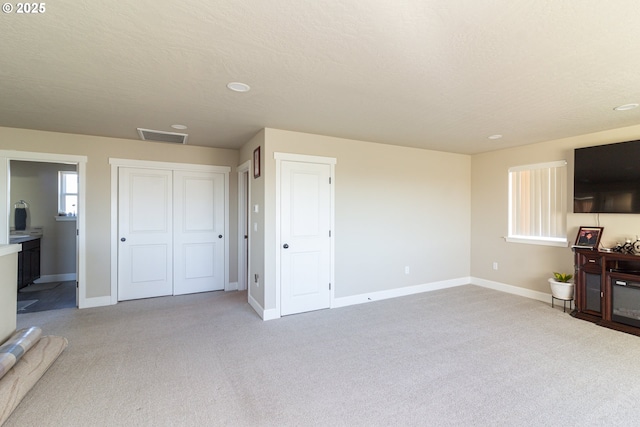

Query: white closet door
[[173, 170, 225, 295], [118, 167, 173, 301]]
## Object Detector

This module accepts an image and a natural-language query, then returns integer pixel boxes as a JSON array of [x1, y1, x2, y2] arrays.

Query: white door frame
[[0, 150, 88, 307], [109, 158, 230, 304], [274, 152, 336, 317], [237, 160, 250, 292]]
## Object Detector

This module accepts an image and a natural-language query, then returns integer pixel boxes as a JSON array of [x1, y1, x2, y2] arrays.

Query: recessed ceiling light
[[614, 103, 639, 111], [171, 124, 187, 130], [227, 82, 251, 92], [488, 134, 503, 140]]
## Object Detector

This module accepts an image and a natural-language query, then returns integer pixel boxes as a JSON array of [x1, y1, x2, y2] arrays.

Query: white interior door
[[118, 167, 173, 301], [280, 161, 332, 316], [173, 170, 225, 295]]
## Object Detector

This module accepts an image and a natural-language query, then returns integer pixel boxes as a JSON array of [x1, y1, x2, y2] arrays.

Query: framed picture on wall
[[574, 226, 603, 249], [253, 147, 261, 179]]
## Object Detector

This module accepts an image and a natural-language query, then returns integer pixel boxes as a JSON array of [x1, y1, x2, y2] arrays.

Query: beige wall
[[11, 119, 636, 314], [471, 123, 640, 294], [239, 130, 266, 308], [0, 250, 18, 343], [259, 128, 471, 310], [0, 126, 239, 300], [10, 161, 77, 277]]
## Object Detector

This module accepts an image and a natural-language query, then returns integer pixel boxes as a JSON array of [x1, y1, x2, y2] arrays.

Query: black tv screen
[[574, 140, 640, 213]]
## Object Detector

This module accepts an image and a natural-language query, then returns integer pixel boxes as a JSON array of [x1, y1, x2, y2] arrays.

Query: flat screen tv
[[574, 139, 640, 213]]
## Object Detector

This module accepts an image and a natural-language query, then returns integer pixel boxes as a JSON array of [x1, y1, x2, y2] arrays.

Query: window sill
[[54, 216, 76, 222], [505, 236, 568, 247]]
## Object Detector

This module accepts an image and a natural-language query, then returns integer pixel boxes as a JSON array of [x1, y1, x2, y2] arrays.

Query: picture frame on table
[[574, 226, 603, 249]]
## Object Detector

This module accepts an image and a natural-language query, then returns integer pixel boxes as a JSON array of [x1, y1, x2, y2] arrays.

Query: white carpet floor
[[7, 285, 640, 426]]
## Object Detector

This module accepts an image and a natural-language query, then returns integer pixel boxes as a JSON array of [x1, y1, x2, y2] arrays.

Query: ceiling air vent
[[137, 128, 188, 144]]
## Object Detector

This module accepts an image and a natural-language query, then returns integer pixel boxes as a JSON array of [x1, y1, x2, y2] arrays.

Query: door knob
[[218, 235, 223, 238], [283, 243, 289, 249], [120, 237, 126, 242]]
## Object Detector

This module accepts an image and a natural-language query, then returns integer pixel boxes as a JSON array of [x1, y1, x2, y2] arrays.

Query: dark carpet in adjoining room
[[17, 281, 76, 313]]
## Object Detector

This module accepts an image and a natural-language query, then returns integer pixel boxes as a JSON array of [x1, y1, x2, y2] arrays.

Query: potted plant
[[548, 272, 574, 300]]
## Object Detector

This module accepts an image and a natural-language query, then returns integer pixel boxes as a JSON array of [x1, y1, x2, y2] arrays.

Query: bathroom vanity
[[10, 236, 41, 290]]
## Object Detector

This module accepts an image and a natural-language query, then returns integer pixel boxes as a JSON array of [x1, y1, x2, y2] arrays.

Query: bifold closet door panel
[[118, 167, 173, 301], [173, 170, 225, 295]]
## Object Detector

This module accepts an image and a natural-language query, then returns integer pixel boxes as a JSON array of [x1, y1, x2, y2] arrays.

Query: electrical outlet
[[493, 262, 498, 270], [405, 266, 410, 275]]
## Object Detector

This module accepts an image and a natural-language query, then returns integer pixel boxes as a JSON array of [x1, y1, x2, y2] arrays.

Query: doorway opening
[[11, 160, 77, 313], [0, 150, 87, 311]]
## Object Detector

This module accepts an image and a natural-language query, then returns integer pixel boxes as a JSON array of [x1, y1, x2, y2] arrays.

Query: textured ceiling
[[2, 1, 640, 154]]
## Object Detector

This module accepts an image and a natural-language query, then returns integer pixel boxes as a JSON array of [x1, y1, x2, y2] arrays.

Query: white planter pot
[[548, 278, 574, 300]]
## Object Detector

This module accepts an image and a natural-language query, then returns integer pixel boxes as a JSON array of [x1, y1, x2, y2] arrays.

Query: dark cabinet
[[16, 238, 41, 290], [573, 248, 640, 336], [584, 272, 602, 313], [575, 251, 603, 316]]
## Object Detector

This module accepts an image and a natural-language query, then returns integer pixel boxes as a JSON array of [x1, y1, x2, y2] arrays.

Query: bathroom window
[[58, 171, 78, 216]]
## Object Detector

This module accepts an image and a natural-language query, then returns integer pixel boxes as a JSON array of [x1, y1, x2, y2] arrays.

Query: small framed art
[[253, 147, 261, 179]]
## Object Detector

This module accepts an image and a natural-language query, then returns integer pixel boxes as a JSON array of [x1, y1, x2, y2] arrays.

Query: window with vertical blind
[[507, 160, 568, 246]]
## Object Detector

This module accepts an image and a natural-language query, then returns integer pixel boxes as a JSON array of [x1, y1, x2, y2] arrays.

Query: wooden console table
[[573, 248, 640, 337]]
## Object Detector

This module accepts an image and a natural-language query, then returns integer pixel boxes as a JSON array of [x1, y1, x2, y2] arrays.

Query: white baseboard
[[248, 276, 553, 321], [79, 295, 113, 309], [247, 292, 262, 317], [262, 308, 280, 321], [332, 277, 470, 309], [225, 281, 239, 291], [471, 277, 551, 303], [35, 273, 76, 284], [248, 292, 281, 320]]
